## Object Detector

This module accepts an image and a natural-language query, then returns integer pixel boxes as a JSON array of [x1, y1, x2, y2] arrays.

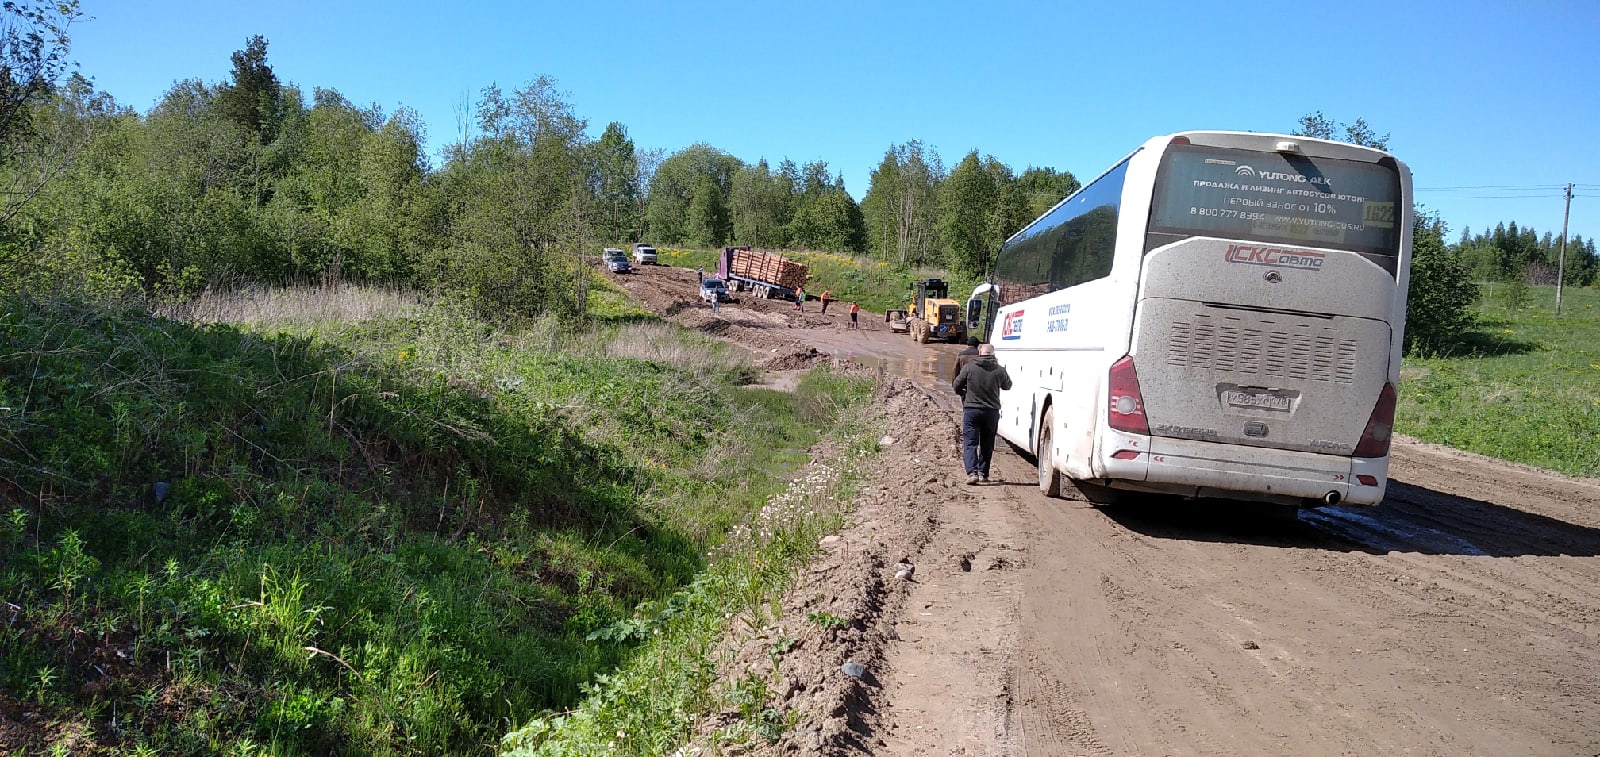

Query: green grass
[[0, 290, 872, 755], [654, 247, 982, 313], [585, 271, 657, 324], [1397, 284, 1600, 478], [500, 365, 880, 755]]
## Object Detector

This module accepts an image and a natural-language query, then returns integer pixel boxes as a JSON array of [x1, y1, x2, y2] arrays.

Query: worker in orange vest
[[820, 290, 832, 314]]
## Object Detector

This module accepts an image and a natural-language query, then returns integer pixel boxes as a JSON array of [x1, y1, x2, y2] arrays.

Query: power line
[[1416, 184, 1567, 191]]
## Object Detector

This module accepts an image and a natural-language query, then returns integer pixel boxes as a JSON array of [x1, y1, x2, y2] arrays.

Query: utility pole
[[1556, 182, 1573, 316]]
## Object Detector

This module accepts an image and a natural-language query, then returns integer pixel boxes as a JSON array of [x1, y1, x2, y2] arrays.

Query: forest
[[0, 30, 1082, 324]]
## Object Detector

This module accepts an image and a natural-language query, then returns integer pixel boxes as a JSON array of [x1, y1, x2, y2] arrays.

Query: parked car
[[632, 243, 658, 265], [699, 277, 729, 303]]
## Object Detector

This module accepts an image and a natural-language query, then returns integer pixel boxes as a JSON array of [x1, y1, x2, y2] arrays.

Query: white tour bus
[[966, 131, 1412, 507]]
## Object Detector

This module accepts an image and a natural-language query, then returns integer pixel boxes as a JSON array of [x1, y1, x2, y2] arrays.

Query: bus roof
[[999, 131, 1403, 249]]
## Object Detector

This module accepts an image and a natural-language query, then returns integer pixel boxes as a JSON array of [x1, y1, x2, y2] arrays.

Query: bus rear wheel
[[1037, 408, 1062, 497]]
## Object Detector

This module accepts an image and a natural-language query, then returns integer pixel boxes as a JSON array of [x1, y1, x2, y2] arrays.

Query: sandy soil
[[614, 262, 1600, 756]]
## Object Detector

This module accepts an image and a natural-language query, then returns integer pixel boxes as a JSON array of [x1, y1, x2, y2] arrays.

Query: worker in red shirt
[[848, 302, 860, 330]]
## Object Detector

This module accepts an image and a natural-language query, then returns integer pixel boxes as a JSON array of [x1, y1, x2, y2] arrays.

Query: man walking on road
[[696, 266, 704, 283], [951, 336, 980, 383], [848, 302, 860, 330], [953, 343, 1011, 485], [820, 290, 832, 314], [795, 287, 805, 312]]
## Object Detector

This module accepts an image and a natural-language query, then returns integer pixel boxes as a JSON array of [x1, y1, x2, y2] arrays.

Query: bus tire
[[1038, 408, 1062, 498]]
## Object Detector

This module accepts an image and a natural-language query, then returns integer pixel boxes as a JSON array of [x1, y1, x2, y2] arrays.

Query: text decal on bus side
[[1000, 309, 1024, 340], [1225, 244, 1325, 271]]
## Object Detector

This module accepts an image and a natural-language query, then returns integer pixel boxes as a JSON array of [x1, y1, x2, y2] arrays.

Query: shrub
[[1405, 209, 1478, 354]]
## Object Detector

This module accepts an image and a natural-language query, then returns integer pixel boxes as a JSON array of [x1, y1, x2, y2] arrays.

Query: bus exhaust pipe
[[1322, 491, 1342, 507]]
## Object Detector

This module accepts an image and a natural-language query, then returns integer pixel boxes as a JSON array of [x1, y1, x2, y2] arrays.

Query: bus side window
[[993, 159, 1129, 293]]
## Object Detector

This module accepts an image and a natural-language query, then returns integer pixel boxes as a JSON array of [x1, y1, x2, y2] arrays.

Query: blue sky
[[70, 0, 1599, 246]]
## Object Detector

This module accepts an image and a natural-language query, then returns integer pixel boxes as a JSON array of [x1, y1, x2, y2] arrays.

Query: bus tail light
[[1353, 382, 1397, 458], [1357, 475, 1379, 486], [1108, 356, 1149, 434]]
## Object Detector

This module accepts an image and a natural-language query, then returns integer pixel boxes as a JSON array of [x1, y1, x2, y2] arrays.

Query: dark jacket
[[953, 355, 1012, 410], [950, 346, 979, 383]]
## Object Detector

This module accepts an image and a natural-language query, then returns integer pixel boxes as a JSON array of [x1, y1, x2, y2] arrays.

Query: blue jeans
[[962, 407, 1000, 477]]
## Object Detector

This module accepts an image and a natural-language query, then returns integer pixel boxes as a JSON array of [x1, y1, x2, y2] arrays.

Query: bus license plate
[[1222, 389, 1293, 411]]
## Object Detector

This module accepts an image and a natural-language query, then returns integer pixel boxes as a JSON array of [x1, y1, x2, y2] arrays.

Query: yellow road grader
[[896, 278, 966, 344]]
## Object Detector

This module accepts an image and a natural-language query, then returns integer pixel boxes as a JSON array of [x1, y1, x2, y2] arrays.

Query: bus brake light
[[1108, 356, 1149, 434], [1353, 382, 1397, 458]]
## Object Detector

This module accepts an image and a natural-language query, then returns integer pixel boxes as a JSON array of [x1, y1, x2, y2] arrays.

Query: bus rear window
[[1148, 144, 1402, 263]]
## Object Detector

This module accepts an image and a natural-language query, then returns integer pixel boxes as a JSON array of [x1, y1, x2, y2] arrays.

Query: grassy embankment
[[1397, 284, 1600, 478], [656, 247, 983, 314], [0, 272, 878, 754]]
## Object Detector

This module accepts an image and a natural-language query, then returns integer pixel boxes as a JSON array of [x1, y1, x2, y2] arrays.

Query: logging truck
[[717, 247, 810, 301]]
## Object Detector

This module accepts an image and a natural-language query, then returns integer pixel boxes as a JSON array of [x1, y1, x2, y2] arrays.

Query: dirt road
[[611, 263, 1600, 755]]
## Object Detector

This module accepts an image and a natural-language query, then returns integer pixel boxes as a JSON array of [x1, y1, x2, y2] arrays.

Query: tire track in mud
[[1007, 453, 1600, 756]]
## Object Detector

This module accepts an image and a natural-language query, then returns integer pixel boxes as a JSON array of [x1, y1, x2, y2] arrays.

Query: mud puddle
[[790, 326, 965, 389]]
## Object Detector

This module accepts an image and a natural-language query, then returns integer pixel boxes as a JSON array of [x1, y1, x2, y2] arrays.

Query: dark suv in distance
[[699, 277, 729, 303], [604, 248, 631, 273]]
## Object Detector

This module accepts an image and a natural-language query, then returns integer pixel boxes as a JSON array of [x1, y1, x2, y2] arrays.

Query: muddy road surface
[[612, 262, 1600, 755]]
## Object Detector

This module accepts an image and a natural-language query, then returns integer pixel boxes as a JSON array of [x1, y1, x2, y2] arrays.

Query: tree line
[[1454, 222, 1597, 287], [0, 25, 1083, 323]]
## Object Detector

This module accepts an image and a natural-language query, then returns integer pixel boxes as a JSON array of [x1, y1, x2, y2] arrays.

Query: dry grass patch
[[161, 284, 422, 328], [601, 321, 753, 377]]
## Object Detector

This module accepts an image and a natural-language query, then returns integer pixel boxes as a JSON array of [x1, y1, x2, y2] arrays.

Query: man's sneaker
[[980, 475, 990, 483], [966, 473, 979, 485]]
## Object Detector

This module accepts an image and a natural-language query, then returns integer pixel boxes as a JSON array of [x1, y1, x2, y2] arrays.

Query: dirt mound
[[609, 264, 964, 753], [759, 347, 824, 371], [694, 317, 733, 336], [696, 379, 963, 754]]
